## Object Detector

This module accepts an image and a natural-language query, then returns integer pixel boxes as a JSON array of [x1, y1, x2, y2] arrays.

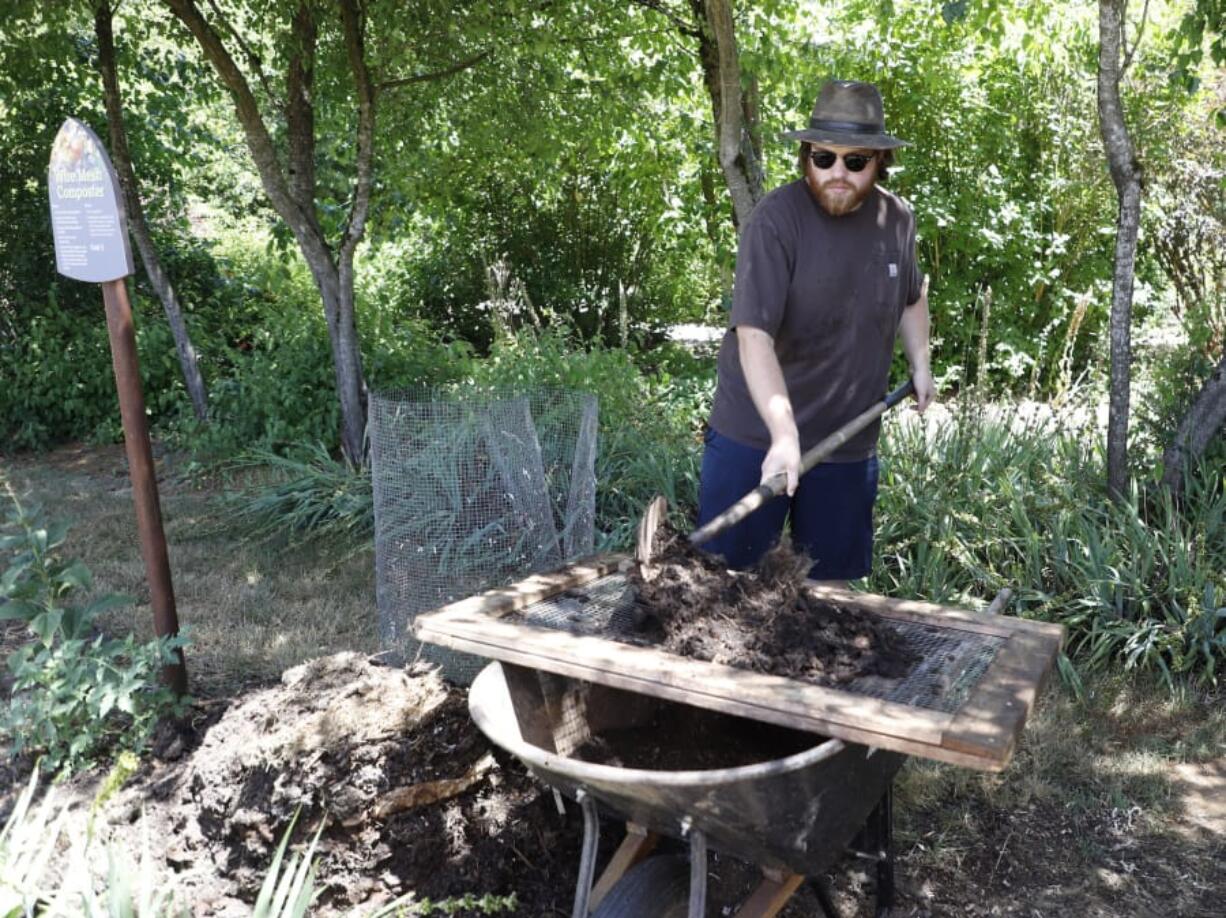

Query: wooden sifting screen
[[412, 555, 1065, 772]]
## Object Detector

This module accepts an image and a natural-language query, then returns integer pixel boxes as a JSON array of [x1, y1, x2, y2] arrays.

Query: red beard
[[807, 175, 872, 216]]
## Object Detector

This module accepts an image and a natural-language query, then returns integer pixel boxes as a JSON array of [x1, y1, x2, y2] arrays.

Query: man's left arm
[[898, 279, 935, 413]]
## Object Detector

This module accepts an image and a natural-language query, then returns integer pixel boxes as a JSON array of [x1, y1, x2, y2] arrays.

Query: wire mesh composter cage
[[370, 387, 598, 683]]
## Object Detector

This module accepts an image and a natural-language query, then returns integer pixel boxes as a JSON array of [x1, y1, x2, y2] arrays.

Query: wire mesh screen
[[370, 387, 598, 683], [511, 573, 1004, 714]]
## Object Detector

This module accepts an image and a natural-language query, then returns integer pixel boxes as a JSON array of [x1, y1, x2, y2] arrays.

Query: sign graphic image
[[47, 117, 134, 283]]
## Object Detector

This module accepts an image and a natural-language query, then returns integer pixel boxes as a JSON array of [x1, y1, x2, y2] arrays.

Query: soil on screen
[[626, 523, 916, 684]]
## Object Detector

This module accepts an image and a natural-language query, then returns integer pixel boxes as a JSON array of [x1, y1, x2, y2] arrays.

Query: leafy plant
[[0, 767, 62, 916], [218, 443, 375, 548], [872, 401, 1226, 687], [0, 479, 188, 774]]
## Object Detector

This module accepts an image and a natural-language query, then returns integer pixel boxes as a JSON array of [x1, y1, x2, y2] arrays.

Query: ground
[[0, 443, 1223, 917]]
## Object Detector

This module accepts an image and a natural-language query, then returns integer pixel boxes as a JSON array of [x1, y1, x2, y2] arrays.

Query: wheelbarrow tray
[[469, 661, 904, 880], [413, 554, 1065, 772]]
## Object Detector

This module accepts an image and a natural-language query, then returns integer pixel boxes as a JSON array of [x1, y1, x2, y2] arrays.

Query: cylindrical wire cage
[[370, 386, 598, 683]]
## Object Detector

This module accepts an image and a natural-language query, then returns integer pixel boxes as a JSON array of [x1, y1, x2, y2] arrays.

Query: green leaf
[[30, 608, 64, 644], [0, 598, 41, 622], [84, 593, 137, 618], [57, 560, 92, 592]]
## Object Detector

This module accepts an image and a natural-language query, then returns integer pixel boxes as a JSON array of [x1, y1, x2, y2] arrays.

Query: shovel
[[688, 379, 916, 547]]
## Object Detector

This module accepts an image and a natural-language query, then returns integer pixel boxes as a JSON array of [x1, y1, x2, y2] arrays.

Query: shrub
[[219, 443, 374, 548], [0, 480, 187, 774], [872, 403, 1226, 687], [218, 329, 710, 553]]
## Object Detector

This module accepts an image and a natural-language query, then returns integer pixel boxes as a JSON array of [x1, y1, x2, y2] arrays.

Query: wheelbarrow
[[415, 557, 1062, 915], [469, 660, 903, 917]]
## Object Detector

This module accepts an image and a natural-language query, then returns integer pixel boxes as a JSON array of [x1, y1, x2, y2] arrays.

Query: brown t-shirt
[[709, 179, 922, 460]]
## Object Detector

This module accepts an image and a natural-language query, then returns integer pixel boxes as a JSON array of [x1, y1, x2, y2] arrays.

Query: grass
[[878, 672, 1225, 917], [0, 444, 378, 697], [871, 400, 1226, 688]]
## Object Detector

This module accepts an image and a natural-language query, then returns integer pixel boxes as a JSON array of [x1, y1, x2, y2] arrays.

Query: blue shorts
[[696, 428, 879, 580]]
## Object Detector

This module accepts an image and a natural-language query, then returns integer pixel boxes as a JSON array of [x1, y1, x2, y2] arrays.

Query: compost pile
[[84, 653, 593, 916], [628, 525, 916, 685]]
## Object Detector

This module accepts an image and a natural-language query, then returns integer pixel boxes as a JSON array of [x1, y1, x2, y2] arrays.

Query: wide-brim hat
[[781, 80, 908, 149]]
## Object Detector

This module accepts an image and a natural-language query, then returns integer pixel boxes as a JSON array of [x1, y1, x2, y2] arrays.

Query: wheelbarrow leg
[[589, 822, 659, 911], [858, 779, 897, 916], [688, 828, 708, 918], [863, 782, 895, 916], [571, 792, 601, 918], [732, 869, 804, 918], [841, 779, 896, 917]]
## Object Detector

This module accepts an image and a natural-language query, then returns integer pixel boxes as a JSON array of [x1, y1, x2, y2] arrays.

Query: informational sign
[[43, 116, 184, 694], [47, 117, 133, 283]]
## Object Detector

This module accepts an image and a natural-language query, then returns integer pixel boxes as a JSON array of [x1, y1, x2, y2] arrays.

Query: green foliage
[[219, 444, 374, 548], [250, 809, 320, 918], [872, 404, 1226, 686], [462, 330, 708, 547], [0, 482, 187, 774], [0, 767, 60, 917], [215, 329, 708, 553], [1170, 0, 1226, 103]]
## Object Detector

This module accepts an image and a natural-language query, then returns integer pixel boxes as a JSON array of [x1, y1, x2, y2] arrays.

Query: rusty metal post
[[101, 278, 187, 696]]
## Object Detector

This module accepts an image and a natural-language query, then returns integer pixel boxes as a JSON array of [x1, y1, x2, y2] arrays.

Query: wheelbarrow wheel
[[591, 855, 691, 918]]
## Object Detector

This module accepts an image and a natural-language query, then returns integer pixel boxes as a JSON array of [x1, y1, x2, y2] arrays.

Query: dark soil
[[628, 526, 916, 685], [86, 653, 605, 916], [575, 703, 821, 770]]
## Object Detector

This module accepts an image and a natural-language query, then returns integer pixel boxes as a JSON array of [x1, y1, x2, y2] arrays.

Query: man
[[698, 79, 934, 585]]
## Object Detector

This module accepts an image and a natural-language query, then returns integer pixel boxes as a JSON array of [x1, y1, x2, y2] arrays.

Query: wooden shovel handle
[[689, 380, 915, 547]]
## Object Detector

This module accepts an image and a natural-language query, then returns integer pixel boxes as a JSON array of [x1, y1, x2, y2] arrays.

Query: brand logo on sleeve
[[888, 263, 898, 278]]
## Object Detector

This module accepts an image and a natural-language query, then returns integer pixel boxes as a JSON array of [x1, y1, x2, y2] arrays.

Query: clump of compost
[[627, 524, 916, 685]]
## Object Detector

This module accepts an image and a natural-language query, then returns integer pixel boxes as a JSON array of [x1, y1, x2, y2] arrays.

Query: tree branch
[[338, 0, 375, 260], [629, 0, 701, 38], [204, 0, 280, 109], [1121, 0, 1150, 75], [162, 0, 313, 245], [376, 49, 491, 93]]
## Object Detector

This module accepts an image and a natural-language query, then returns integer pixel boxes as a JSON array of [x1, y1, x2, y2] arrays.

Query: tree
[[1159, 0, 1226, 494], [1097, 0, 1145, 500], [634, 0, 764, 231], [95, 0, 209, 422], [1162, 354, 1226, 493], [161, 0, 375, 463], [696, 0, 763, 230]]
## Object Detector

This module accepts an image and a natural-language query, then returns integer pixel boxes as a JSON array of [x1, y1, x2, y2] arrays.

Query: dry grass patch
[[873, 674, 1225, 916], [1, 444, 380, 697]]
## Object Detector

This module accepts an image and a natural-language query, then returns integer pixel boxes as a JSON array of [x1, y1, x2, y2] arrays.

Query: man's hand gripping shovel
[[635, 381, 916, 573]]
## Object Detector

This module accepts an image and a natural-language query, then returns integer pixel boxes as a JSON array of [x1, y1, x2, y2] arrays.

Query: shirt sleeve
[[729, 206, 792, 337], [904, 217, 923, 307]]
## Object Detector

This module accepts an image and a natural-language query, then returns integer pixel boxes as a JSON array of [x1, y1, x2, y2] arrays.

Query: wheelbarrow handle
[[689, 379, 916, 547]]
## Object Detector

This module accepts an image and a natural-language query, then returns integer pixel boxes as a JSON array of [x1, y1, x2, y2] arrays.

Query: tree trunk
[[1161, 351, 1226, 495], [95, 1, 209, 422], [1097, 0, 1143, 501], [692, 0, 762, 231], [163, 0, 369, 462]]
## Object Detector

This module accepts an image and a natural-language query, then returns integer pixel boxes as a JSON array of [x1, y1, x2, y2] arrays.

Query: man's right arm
[[737, 326, 801, 496]]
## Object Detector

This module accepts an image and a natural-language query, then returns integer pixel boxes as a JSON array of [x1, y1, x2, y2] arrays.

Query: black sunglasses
[[808, 149, 876, 172]]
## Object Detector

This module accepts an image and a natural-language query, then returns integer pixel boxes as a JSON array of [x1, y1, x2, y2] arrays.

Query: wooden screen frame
[[412, 555, 1064, 771]]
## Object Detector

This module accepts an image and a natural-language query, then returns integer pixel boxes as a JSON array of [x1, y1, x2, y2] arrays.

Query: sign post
[[48, 117, 187, 696]]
